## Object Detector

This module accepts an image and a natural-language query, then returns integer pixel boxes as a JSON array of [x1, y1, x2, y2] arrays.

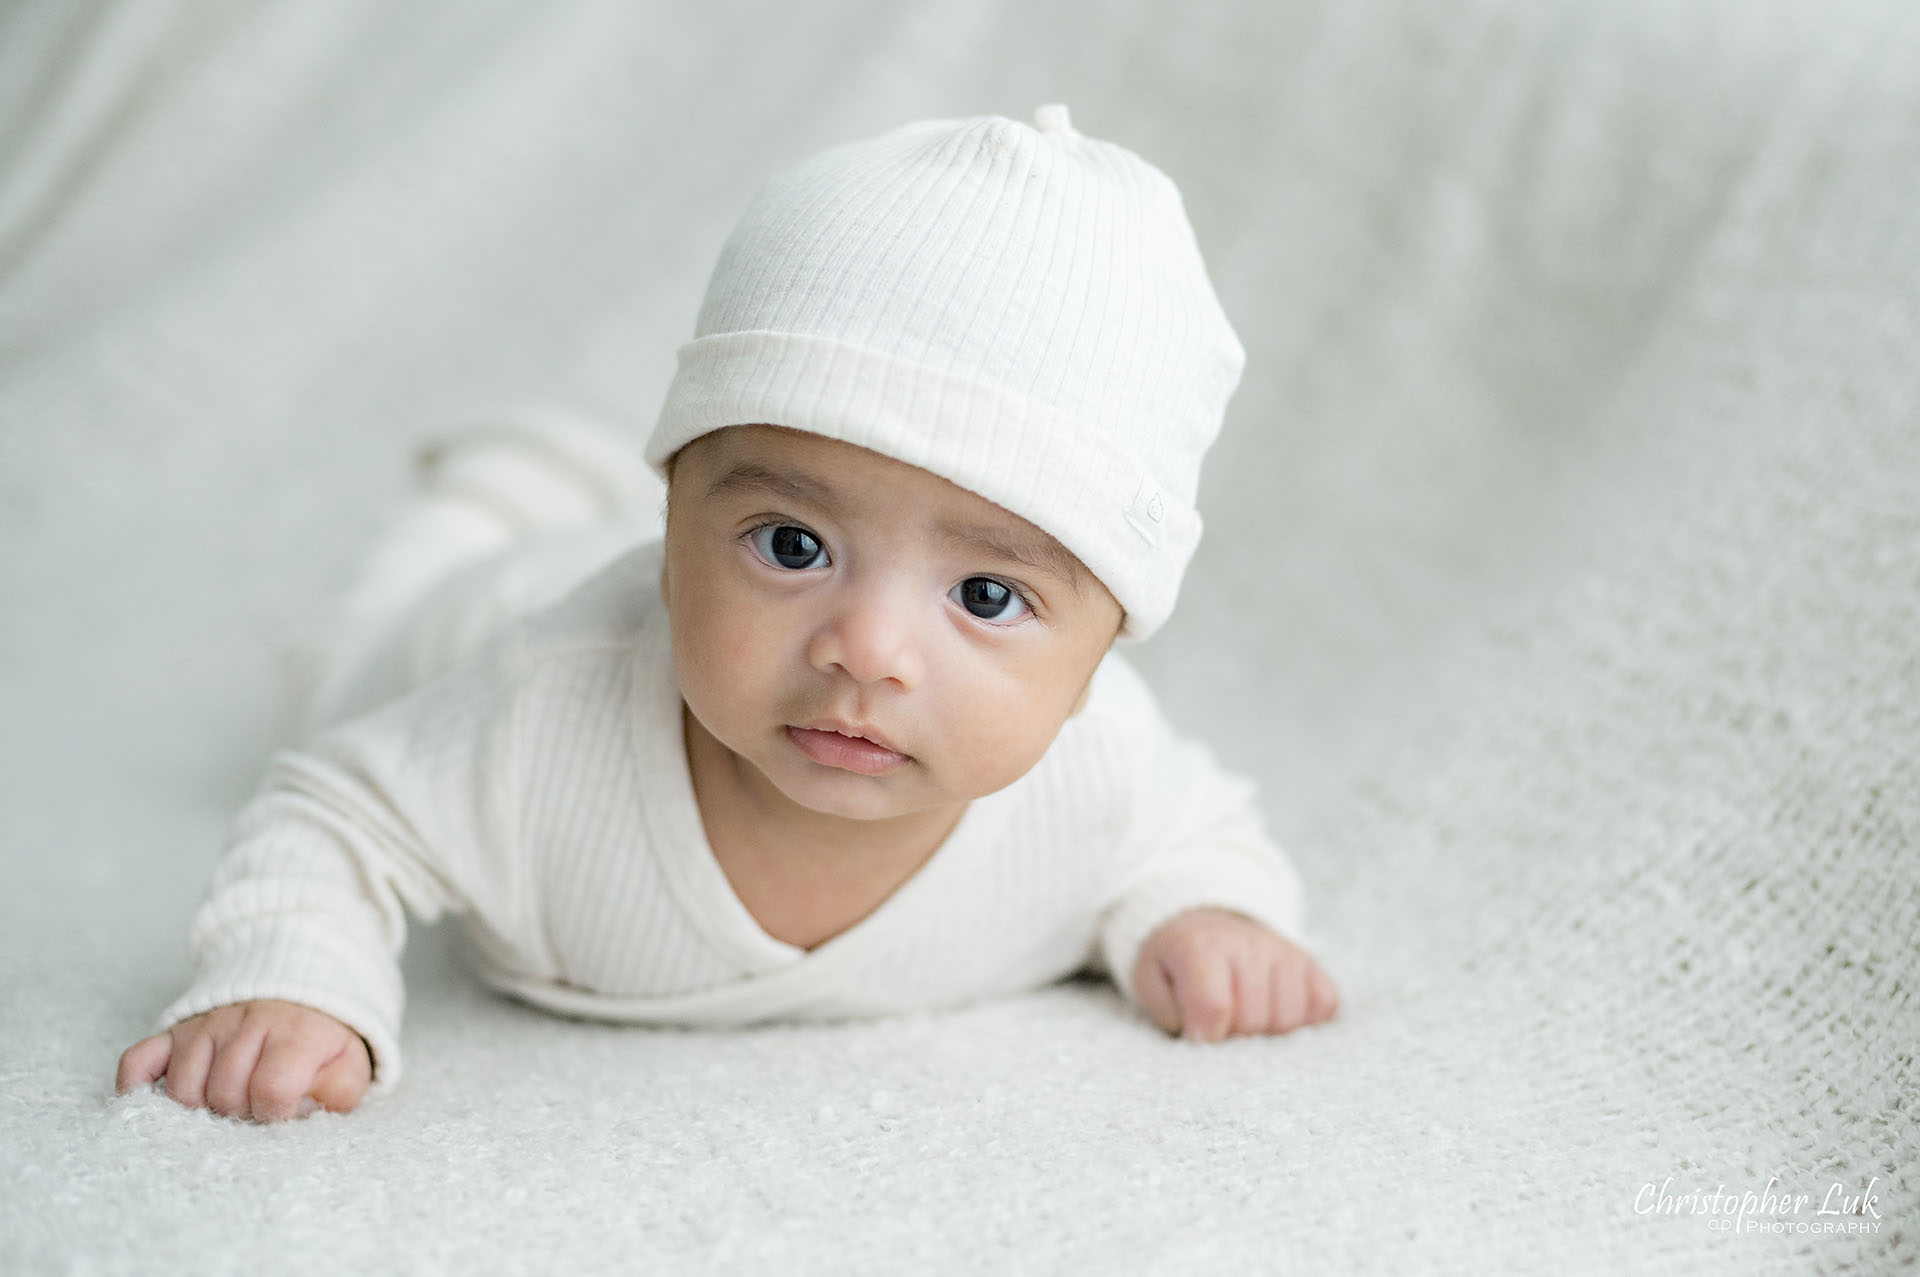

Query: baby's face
[[662, 424, 1123, 824]]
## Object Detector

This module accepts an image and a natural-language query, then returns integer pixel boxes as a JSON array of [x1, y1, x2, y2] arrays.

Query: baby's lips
[[786, 725, 911, 775], [794, 717, 906, 756]]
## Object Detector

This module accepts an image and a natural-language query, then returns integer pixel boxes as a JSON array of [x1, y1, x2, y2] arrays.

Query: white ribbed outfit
[[158, 539, 1307, 1088]]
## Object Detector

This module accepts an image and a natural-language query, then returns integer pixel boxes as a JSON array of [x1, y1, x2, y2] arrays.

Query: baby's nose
[[808, 584, 924, 689]]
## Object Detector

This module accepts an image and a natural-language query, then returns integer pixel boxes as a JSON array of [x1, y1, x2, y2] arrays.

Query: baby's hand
[[1133, 907, 1339, 1042], [116, 999, 371, 1122]]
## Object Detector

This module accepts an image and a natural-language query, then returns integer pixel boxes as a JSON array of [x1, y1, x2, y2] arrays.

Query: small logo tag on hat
[[1125, 477, 1170, 545]]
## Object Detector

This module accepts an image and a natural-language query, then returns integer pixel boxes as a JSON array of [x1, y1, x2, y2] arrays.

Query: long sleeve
[[155, 626, 540, 1090], [1088, 658, 1309, 1006]]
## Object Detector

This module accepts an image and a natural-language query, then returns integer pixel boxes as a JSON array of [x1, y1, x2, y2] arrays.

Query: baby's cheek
[[950, 713, 1065, 793], [929, 655, 1085, 788]]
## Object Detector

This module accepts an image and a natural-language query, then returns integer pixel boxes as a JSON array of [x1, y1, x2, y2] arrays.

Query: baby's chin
[[764, 762, 952, 824]]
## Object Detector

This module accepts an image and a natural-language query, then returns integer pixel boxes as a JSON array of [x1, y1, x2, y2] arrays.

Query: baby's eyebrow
[[705, 462, 841, 513], [937, 520, 1087, 592]]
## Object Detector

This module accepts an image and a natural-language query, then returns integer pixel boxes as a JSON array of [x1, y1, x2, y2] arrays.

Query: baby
[[117, 104, 1338, 1122]]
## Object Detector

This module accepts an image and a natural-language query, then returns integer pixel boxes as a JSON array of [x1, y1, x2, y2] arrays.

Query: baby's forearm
[[160, 750, 465, 1084]]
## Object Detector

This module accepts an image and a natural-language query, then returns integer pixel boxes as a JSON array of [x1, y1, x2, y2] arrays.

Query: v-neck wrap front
[[158, 541, 1308, 1088]]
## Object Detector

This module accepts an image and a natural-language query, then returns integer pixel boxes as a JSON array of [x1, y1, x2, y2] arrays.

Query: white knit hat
[[645, 104, 1244, 638]]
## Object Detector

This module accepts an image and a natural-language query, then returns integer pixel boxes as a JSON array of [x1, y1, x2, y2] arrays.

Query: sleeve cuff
[[155, 920, 407, 1092]]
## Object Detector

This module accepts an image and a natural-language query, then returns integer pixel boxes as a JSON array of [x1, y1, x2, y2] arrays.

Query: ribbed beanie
[[645, 104, 1244, 638]]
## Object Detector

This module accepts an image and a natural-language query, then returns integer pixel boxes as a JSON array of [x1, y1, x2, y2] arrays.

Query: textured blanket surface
[[2, 1, 1914, 1273]]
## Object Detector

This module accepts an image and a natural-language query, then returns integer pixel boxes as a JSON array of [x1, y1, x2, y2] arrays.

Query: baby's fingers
[[204, 1025, 270, 1119], [162, 1029, 216, 1108], [1265, 962, 1308, 1035], [248, 1033, 336, 1123], [1134, 953, 1185, 1036], [115, 1034, 173, 1095], [1307, 964, 1341, 1024], [309, 1038, 373, 1115], [1171, 955, 1236, 1043]]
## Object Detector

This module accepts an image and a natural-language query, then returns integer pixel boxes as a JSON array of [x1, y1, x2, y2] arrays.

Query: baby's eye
[[749, 524, 829, 570], [951, 576, 1030, 624]]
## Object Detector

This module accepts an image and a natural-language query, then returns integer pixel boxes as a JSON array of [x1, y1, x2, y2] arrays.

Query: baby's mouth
[[785, 724, 910, 776]]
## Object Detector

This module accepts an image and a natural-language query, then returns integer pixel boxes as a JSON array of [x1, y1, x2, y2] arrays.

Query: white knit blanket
[[2, 1, 1912, 1273]]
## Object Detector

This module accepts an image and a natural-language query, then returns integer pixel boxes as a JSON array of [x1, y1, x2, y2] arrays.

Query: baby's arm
[[116, 1000, 371, 1121], [1083, 655, 1338, 1039], [120, 622, 542, 1116], [1133, 907, 1339, 1041]]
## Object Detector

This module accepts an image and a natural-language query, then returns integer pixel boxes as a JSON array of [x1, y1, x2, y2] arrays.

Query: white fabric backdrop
[[2, 1, 1913, 1272]]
